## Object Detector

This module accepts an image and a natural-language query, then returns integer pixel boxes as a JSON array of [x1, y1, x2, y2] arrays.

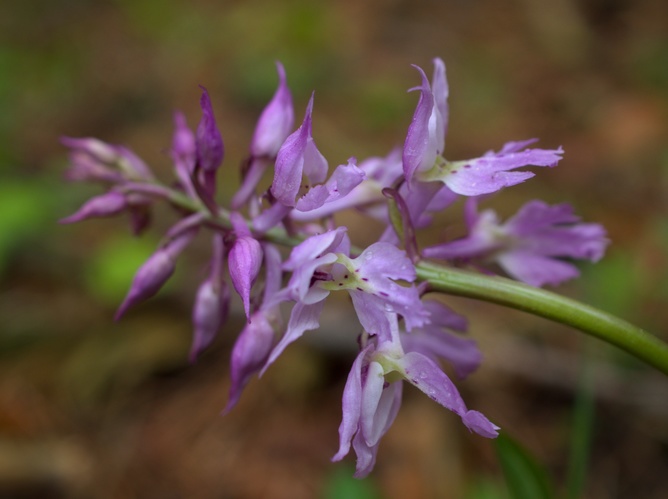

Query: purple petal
[[190, 278, 230, 362], [505, 200, 608, 261], [271, 94, 328, 206], [361, 369, 402, 447], [59, 191, 127, 224], [400, 351, 466, 415], [431, 57, 449, 139], [196, 87, 224, 172], [261, 300, 325, 374], [332, 345, 369, 462], [115, 228, 197, 320], [295, 158, 365, 212], [497, 250, 581, 287], [251, 61, 294, 158], [401, 351, 498, 437], [225, 308, 277, 412], [228, 236, 263, 321], [403, 65, 439, 184], [441, 143, 563, 196]]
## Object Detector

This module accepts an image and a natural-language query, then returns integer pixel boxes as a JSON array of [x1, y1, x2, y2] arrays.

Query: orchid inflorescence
[[61, 58, 610, 477]]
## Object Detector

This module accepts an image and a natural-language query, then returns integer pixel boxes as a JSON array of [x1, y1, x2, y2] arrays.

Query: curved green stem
[[416, 261, 668, 375]]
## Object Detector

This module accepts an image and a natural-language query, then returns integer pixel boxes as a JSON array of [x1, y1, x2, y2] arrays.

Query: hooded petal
[[251, 62, 294, 158], [403, 65, 440, 184], [271, 94, 328, 206]]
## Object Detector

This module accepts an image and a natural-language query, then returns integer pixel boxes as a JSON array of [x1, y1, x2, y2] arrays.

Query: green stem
[[416, 261, 668, 376]]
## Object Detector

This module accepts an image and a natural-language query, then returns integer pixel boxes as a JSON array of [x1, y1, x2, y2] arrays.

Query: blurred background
[[1, 0, 668, 497]]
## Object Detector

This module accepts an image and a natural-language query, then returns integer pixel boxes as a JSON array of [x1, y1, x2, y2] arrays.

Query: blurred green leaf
[[0, 180, 55, 274], [494, 432, 554, 499], [565, 355, 595, 499], [85, 235, 160, 305], [466, 476, 508, 499], [322, 464, 381, 499]]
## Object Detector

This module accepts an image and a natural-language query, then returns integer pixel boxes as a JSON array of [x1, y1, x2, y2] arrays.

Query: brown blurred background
[[1, 0, 668, 497]]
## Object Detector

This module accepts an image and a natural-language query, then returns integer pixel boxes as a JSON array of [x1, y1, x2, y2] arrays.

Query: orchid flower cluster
[[61, 58, 609, 477]]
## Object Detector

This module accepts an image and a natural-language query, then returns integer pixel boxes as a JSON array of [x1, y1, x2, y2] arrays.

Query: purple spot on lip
[[379, 291, 389, 297], [464, 164, 471, 168], [356, 287, 363, 291], [361, 277, 369, 282]]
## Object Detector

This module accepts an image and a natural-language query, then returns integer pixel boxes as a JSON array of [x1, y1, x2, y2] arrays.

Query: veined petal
[[421, 142, 563, 196]]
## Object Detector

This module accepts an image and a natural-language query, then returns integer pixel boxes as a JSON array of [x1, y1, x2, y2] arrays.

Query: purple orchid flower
[[333, 314, 498, 477], [232, 62, 295, 209], [261, 228, 429, 373], [423, 199, 609, 286], [403, 60, 563, 195], [270, 93, 328, 207]]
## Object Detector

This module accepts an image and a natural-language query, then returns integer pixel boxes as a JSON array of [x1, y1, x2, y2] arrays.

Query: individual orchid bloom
[[333, 314, 498, 477], [225, 243, 284, 412], [262, 228, 429, 372], [115, 226, 198, 320], [190, 233, 230, 362], [59, 191, 127, 224], [399, 300, 482, 379], [61, 137, 154, 183], [403, 61, 446, 186], [270, 93, 328, 207], [228, 213, 264, 322], [250, 62, 294, 158], [403, 60, 563, 195], [423, 199, 609, 287], [231, 62, 295, 209]]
